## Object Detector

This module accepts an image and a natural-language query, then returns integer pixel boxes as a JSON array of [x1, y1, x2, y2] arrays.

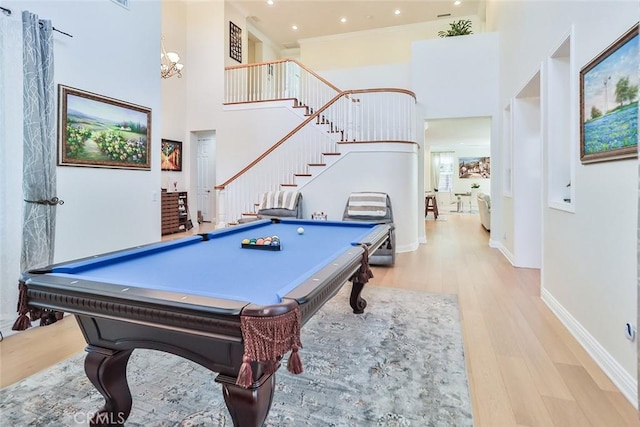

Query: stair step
[[293, 105, 310, 115], [293, 173, 313, 186], [242, 212, 258, 217], [281, 183, 298, 187], [308, 163, 326, 167], [322, 152, 340, 156]]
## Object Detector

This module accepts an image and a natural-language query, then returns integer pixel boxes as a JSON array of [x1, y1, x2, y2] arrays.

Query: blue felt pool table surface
[[45, 219, 379, 306]]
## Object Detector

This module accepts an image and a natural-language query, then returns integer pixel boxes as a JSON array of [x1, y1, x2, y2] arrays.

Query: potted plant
[[438, 19, 473, 38]]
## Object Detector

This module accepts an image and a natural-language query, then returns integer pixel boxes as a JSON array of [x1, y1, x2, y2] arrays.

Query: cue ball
[[297, 227, 304, 234]]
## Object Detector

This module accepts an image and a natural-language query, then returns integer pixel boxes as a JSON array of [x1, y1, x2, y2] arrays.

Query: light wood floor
[[1, 214, 638, 426]]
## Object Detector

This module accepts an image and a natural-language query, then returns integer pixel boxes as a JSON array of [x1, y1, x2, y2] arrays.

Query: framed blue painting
[[580, 24, 639, 164]]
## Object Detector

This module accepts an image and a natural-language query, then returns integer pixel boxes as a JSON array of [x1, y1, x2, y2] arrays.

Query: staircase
[[217, 59, 416, 226]]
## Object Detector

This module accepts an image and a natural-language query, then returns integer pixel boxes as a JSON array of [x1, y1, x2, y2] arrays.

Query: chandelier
[[161, 36, 183, 79]]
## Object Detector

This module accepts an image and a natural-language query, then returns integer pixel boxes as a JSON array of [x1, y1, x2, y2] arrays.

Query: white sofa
[[477, 193, 491, 231]]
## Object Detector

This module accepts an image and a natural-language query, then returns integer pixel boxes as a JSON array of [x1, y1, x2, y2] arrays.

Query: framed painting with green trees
[[58, 85, 151, 170], [580, 24, 638, 164]]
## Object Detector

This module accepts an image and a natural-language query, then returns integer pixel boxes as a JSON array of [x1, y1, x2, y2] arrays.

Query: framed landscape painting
[[58, 85, 151, 170], [161, 139, 182, 171], [580, 24, 638, 164]]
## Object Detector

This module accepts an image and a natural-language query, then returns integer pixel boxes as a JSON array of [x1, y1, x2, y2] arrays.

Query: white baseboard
[[495, 242, 515, 265], [397, 240, 419, 253], [0, 318, 17, 339], [541, 288, 638, 409], [0, 317, 33, 340]]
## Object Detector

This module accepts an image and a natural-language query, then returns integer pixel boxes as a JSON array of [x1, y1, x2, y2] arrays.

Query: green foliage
[[615, 76, 639, 107], [590, 105, 602, 120], [438, 20, 473, 38], [117, 121, 147, 134], [66, 124, 92, 157], [94, 130, 147, 163]]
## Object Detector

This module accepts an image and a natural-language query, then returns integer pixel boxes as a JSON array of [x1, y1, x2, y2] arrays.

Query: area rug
[[0, 286, 474, 427]]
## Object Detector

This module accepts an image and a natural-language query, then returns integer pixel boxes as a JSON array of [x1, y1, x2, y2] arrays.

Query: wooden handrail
[[215, 88, 417, 190], [339, 140, 419, 146], [225, 58, 343, 94]]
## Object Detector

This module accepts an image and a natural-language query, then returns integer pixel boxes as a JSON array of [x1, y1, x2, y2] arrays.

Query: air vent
[[249, 15, 261, 23], [437, 13, 451, 18], [283, 43, 299, 49]]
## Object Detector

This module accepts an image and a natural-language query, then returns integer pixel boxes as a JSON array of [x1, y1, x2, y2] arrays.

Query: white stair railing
[[215, 88, 416, 227], [225, 59, 340, 114]]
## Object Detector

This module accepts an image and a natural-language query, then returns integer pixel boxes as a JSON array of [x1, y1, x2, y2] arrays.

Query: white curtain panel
[[0, 13, 24, 330], [430, 152, 441, 192], [20, 11, 56, 272]]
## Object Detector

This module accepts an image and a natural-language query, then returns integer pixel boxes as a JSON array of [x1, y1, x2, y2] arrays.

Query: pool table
[[17, 218, 390, 427]]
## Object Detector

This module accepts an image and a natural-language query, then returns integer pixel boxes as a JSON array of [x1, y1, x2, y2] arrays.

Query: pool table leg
[[350, 281, 368, 314], [84, 345, 133, 426], [216, 371, 276, 427]]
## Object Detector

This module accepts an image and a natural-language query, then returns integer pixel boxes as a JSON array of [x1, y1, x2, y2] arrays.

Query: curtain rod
[[0, 6, 73, 38], [39, 21, 73, 38]]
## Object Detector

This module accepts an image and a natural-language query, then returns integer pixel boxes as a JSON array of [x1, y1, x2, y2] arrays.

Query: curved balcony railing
[[225, 59, 341, 114]]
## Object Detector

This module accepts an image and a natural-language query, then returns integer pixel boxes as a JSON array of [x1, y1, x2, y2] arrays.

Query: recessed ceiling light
[[267, 0, 274, 5], [454, 0, 461, 5], [340, 17, 347, 23], [292, 25, 298, 30], [394, 9, 401, 15]]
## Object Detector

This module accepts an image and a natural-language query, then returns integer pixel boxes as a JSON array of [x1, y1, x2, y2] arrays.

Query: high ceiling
[[230, 0, 484, 49]]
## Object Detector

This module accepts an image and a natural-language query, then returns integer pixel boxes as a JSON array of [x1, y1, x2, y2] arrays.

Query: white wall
[[0, 0, 161, 331], [161, 0, 189, 192], [412, 33, 499, 120], [300, 145, 420, 253], [488, 0, 639, 402], [225, 2, 247, 67], [319, 63, 412, 91], [216, 104, 307, 183], [412, 32, 499, 243], [299, 15, 484, 71], [183, 0, 225, 185], [247, 22, 281, 62]]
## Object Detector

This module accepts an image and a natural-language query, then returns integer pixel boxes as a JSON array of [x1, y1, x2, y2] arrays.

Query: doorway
[[191, 130, 216, 223], [424, 117, 492, 216]]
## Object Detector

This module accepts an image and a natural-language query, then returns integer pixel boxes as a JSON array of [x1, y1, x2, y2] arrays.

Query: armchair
[[477, 193, 490, 231], [342, 192, 395, 266]]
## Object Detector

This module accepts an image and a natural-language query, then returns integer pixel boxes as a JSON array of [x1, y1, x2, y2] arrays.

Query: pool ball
[[297, 227, 304, 234], [241, 238, 250, 244]]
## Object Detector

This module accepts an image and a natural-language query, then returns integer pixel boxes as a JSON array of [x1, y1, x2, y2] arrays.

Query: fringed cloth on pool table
[[236, 246, 373, 387], [12, 281, 63, 331], [237, 307, 303, 387]]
